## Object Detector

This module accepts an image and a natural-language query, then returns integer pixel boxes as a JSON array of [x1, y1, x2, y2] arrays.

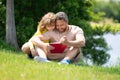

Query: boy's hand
[[42, 43, 54, 53], [30, 48, 37, 56]]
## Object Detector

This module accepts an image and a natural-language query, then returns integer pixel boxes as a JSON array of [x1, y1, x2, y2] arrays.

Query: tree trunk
[[6, 0, 19, 50]]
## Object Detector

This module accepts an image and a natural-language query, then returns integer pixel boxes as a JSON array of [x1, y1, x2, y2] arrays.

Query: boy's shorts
[[27, 53, 33, 59]]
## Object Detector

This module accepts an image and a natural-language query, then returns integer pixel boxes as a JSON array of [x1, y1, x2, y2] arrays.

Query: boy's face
[[46, 23, 55, 31], [56, 20, 68, 33]]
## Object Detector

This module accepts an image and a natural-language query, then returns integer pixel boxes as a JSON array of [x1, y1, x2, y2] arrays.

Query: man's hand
[[59, 36, 68, 45]]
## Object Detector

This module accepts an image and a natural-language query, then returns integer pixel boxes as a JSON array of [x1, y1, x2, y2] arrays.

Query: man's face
[[56, 20, 68, 32]]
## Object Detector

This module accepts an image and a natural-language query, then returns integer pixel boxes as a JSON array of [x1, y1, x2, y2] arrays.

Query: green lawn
[[0, 50, 120, 80]]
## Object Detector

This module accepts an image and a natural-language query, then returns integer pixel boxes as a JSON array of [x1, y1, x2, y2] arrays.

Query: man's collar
[[65, 25, 69, 32]]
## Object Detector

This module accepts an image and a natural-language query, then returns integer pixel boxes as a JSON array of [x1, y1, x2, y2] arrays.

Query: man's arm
[[60, 34, 85, 48], [62, 26, 85, 48], [69, 33, 85, 47]]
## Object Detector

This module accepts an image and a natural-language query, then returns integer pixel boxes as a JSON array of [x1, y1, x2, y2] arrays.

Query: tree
[[6, 0, 19, 50]]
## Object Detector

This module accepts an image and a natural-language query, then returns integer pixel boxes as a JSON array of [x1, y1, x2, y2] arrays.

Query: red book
[[49, 42, 67, 53]]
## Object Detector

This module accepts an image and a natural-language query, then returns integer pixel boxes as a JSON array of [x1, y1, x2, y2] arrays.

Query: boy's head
[[38, 12, 56, 31]]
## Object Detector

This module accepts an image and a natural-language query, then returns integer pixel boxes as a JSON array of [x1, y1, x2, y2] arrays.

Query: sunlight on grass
[[0, 50, 120, 80]]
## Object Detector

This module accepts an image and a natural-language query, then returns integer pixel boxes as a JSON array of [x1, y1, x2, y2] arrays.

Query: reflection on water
[[103, 33, 120, 67]]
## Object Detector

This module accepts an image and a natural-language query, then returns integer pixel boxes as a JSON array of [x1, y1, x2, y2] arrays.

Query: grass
[[0, 50, 120, 80]]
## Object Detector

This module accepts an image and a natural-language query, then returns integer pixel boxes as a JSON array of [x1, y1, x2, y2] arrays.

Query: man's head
[[55, 12, 69, 32]]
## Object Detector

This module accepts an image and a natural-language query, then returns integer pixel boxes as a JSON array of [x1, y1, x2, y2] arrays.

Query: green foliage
[[94, 0, 120, 22], [43, 0, 93, 23], [0, 0, 6, 40], [90, 18, 120, 33], [0, 40, 16, 51], [16, 17, 35, 47], [78, 20, 110, 65]]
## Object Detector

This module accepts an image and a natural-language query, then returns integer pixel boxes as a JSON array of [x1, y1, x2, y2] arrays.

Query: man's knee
[[73, 53, 83, 62], [71, 49, 83, 63]]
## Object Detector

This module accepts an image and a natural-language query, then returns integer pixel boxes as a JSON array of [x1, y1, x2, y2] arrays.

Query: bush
[[0, 40, 16, 51], [78, 20, 110, 65]]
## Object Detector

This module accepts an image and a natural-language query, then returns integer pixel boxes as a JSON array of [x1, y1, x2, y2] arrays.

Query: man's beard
[[58, 27, 67, 33]]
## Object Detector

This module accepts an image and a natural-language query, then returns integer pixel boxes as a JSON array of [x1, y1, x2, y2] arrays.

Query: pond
[[103, 33, 120, 67]]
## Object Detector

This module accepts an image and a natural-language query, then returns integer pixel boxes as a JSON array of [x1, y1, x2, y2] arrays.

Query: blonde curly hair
[[37, 12, 56, 32]]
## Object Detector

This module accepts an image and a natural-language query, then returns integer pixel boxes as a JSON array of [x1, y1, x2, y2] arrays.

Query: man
[[32, 12, 85, 64]]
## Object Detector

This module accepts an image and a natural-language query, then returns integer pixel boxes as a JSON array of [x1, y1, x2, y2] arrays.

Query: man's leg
[[47, 53, 65, 61], [72, 49, 83, 63], [64, 47, 79, 60], [58, 47, 80, 64]]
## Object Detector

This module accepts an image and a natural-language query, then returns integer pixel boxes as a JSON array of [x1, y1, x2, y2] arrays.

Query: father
[[32, 12, 85, 64]]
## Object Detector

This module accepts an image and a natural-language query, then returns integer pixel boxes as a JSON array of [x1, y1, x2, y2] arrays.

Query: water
[[103, 33, 120, 67]]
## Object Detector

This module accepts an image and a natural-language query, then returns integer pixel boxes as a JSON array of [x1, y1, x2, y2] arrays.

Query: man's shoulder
[[69, 25, 83, 31]]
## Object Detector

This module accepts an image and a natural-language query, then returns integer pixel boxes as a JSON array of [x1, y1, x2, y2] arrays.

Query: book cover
[[49, 42, 67, 53]]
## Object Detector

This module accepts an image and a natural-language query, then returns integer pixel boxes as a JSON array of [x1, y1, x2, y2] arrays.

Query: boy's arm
[[28, 41, 37, 56], [31, 34, 50, 53], [29, 41, 34, 50]]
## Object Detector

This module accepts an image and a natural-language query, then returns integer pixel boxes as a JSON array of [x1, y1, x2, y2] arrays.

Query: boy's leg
[[35, 46, 47, 59], [34, 46, 51, 62], [21, 42, 34, 59], [21, 42, 30, 54]]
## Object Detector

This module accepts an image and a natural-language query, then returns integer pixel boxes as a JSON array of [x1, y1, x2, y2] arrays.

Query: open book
[[49, 42, 67, 53]]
